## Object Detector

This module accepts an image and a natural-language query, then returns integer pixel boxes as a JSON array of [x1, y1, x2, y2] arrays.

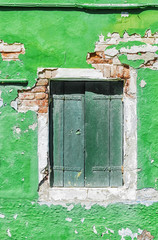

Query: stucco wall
[[0, 7, 158, 239]]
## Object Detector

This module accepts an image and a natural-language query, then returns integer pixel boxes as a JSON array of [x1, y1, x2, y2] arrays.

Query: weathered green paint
[[1, 199, 158, 239], [0, 5, 158, 240], [137, 68, 158, 190]]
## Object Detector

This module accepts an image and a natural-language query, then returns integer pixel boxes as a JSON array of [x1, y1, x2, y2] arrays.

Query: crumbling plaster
[[10, 30, 158, 205]]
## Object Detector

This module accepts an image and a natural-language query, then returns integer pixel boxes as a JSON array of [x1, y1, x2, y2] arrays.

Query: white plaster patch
[[104, 47, 118, 57], [118, 228, 137, 240], [67, 204, 74, 211], [65, 218, 72, 222], [0, 213, 5, 218], [121, 12, 129, 17], [7, 229, 11, 238], [99, 34, 104, 42], [13, 214, 18, 220], [93, 225, 97, 234], [38, 114, 48, 183], [11, 98, 18, 111], [0, 90, 3, 107], [13, 126, 21, 135], [29, 122, 37, 131], [105, 227, 114, 234], [138, 229, 143, 234], [0, 98, 3, 107], [140, 80, 147, 88]]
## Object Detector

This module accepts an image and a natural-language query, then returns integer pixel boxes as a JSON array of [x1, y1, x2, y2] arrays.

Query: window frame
[[38, 68, 137, 203]]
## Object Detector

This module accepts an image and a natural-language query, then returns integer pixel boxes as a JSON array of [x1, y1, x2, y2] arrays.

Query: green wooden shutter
[[52, 82, 85, 187], [85, 82, 110, 187], [85, 82, 123, 187]]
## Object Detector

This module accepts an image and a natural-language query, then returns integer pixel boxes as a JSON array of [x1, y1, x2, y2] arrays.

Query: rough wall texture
[[0, 7, 158, 240]]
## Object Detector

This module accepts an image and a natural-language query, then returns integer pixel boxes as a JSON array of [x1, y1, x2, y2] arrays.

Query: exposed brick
[[36, 99, 48, 107], [38, 72, 45, 79], [103, 65, 111, 78], [19, 92, 35, 100], [123, 67, 130, 79], [45, 70, 52, 79], [31, 86, 46, 93], [36, 79, 48, 86], [110, 65, 117, 78], [35, 93, 46, 100], [1, 52, 20, 61], [116, 66, 124, 78], [38, 107, 48, 113], [20, 100, 38, 107]]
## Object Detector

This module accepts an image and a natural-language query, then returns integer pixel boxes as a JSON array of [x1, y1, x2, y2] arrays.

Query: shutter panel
[[52, 82, 64, 186], [64, 82, 85, 187], [110, 96, 123, 186], [85, 82, 110, 187]]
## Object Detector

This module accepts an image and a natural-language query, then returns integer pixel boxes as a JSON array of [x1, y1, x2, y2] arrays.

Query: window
[[49, 80, 123, 188]]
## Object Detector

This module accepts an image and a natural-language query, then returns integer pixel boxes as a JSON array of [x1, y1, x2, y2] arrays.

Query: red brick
[[36, 79, 48, 86], [36, 99, 48, 107], [31, 86, 46, 93], [35, 93, 46, 100], [19, 92, 34, 100], [21, 100, 38, 107], [38, 107, 48, 113]]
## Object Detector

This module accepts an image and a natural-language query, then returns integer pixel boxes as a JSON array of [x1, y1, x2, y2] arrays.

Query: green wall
[[0, 7, 158, 239]]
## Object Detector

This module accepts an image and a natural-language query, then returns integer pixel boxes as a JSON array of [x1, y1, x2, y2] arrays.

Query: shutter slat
[[64, 83, 85, 187], [52, 82, 64, 186], [85, 82, 110, 187]]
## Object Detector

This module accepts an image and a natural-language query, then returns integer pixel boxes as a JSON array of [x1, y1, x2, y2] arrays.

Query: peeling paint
[[118, 228, 138, 240], [66, 218, 72, 222], [0, 213, 5, 218], [140, 80, 147, 88], [93, 225, 97, 234], [29, 122, 37, 131], [13, 214, 18, 219], [7, 229, 11, 238]]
